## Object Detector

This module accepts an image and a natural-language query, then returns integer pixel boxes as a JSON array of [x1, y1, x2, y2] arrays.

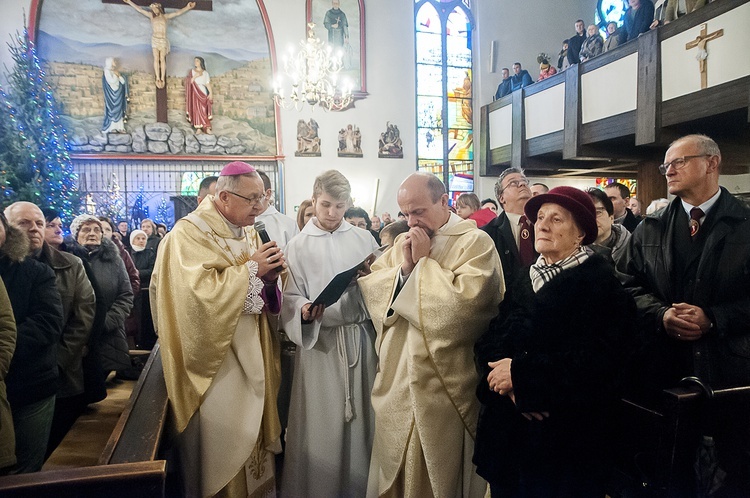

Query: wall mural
[[36, 0, 278, 157]]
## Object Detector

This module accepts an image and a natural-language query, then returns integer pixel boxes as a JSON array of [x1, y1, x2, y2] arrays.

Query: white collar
[[260, 204, 279, 216], [681, 188, 721, 219]]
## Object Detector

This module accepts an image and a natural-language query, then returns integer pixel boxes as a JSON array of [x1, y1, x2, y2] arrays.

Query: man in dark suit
[[605, 182, 641, 232], [621, 134, 750, 495], [481, 167, 538, 289]]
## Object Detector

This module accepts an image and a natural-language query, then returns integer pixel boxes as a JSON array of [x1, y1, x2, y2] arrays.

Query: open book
[[311, 245, 389, 307]]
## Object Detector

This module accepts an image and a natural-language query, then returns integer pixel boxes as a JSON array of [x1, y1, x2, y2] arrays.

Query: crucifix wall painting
[[307, 0, 366, 97], [35, 0, 278, 157]]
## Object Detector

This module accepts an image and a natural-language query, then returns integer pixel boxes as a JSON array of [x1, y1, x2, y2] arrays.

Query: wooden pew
[[99, 343, 168, 464], [609, 380, 750, 497], [0, 343, 170, 496], [0, 461, 166, 497]]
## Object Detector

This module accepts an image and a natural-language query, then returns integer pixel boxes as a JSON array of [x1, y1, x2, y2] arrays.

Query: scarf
[[529, 246, 590, 293]]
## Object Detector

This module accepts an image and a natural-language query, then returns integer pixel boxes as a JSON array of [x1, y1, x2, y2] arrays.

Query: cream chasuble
[[359, 214, 505, 498], [150, 197, 281, 498]]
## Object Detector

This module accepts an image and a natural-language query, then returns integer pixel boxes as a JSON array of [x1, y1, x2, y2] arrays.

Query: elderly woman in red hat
[[474, 186, 637, 497]]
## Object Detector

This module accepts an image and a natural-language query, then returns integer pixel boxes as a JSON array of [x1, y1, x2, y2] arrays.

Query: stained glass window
[[596, 0, 628, 36], [415, 0, 474, 203]]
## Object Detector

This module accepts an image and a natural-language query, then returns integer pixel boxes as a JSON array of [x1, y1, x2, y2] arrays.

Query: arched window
[[415, 0, 474, 203]]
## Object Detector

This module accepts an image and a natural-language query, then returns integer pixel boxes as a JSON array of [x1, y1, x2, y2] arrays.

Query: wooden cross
[[685, 23, 724, 90], [103, 0, 212, 11], [105, 0, 212, 122]]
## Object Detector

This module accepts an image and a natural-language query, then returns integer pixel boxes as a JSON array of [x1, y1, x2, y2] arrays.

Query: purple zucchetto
[[219, 161, 256, 177]]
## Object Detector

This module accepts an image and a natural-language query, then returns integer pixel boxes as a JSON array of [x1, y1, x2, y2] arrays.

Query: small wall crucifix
[[685, 23, 724, 90]]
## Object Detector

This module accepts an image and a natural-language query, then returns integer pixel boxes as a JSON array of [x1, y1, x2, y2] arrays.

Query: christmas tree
[[0, 24, 80, 217], [154, 196, 172, 229], [98, 173, 126, 221]]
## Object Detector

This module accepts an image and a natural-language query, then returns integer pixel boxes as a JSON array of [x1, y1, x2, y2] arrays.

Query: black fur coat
[[473, 255, 637, 495]]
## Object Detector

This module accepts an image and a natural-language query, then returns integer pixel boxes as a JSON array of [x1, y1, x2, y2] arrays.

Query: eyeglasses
[[595, 207, 608, 217], [227, 191, 264, 206], [504, 178, 530, 189], [658, 155, 711, 175]]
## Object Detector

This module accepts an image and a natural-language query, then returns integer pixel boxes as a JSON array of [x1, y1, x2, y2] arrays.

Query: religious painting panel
[[35, 0, 278, 158], [295, 118, 322, 157], [307, 0, 367, 97], [336, 123, 363, 157], [378, 122, 403, 159]]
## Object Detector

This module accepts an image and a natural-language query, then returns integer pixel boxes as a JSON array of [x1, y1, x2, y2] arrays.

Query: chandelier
[[273, 23, 354, 112]]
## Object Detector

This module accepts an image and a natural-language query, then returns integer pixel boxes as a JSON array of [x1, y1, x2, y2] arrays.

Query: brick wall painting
[[36, 0, 278, 157]]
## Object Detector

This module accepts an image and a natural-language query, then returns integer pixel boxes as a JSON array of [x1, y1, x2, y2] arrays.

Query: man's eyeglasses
[[227, 191, 264, 206], [504, 178, 530, 189], [658, 155, 711, 175]]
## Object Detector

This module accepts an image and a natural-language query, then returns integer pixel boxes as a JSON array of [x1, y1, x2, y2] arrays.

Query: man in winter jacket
[[0, 212, 63, 473], [621, 134, 750, 495]]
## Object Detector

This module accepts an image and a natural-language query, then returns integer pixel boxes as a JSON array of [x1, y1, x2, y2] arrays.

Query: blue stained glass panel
[[417, 128, 444, 159], [445, 8, 471, 66], [416, 32, 443, 65], [417, 95, 443, 128], [416, 3, 442, 34], [417, 64, 443, 97]]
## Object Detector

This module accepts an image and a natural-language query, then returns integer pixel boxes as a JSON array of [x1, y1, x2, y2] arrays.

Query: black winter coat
[[0, 226, 63, 407], [474, 255, 637, 494], [65, 238, 133, 372], [131, 247, 156, 289], [620, 189, 750, 390]]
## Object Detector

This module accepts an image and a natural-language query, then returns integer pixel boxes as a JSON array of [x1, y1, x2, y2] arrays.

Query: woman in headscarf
[[129, 229, 158, 350], [474, 186, 637, 497]]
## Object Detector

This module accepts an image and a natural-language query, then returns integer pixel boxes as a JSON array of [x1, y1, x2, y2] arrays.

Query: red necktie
[[519, 215, 536, 266], [689, 207, 704, 238]]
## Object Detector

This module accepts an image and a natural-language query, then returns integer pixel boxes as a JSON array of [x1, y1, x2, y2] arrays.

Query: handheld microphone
[[254, 221, 282, 274], [254, 221, 272, 245]]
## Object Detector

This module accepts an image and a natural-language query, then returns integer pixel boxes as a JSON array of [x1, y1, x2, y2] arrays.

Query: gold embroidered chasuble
[[150, 197, 281, 497], [359, 214, 505, 497]]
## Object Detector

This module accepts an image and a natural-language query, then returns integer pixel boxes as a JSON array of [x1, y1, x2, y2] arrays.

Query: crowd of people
[[495, 0, 712, 100], [0, 133, 747, 496]]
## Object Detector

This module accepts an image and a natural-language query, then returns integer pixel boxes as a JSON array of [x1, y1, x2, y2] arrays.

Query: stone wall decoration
[[295, 119, 321, 157], [378, 122, 403, 158], [307, 0, 367, 99], [33, 0, 278, 158], [337, 124, 363, 158]]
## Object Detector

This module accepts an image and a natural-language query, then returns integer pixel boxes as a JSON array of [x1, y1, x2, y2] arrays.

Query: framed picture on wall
[[307, 0, 367, 98]]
